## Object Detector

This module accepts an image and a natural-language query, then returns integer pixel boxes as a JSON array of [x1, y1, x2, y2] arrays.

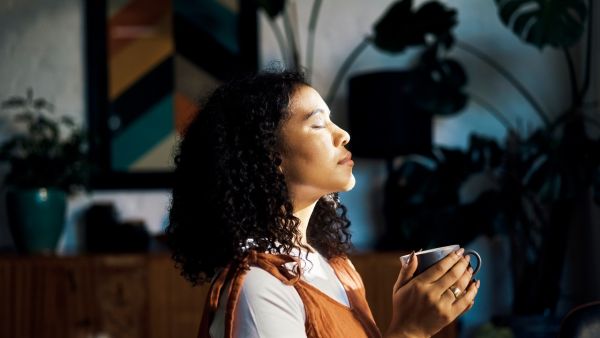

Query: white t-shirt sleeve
[[210, 267, 307, 338]]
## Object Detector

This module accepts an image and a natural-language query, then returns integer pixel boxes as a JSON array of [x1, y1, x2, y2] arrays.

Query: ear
[[276, 153, 286, 175]]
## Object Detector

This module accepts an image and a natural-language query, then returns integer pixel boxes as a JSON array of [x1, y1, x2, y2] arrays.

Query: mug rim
[[400, 244, 459, 260]]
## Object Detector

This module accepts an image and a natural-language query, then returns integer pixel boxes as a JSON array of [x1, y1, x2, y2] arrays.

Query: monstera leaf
[[494, 0, 588, 49], [257, 0, 286, 19], [413, 52, 468, 116], [465, 134, 503, 172], [373, 0, 457, 53]]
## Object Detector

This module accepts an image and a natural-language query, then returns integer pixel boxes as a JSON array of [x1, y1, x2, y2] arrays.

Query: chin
[[340, 174, 356, 192]]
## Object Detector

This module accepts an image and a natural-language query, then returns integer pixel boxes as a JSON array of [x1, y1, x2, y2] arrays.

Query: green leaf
[[1, 97, 27, 109], [373, 0, 416, 53], [61, 116, 75, 127], [14, 112, 35, 124], [438, 58, 467, 88], [538, 170, 562, 202], [373, 0, 457, 53], [413, 56, 468, 116], [33, 98, 54, 112], [257, 0, 286, 19], [467, 135, 503, 172], [0, 89, 90, 192], [494, 0, 587, 49], [414, 2, 457, 41]]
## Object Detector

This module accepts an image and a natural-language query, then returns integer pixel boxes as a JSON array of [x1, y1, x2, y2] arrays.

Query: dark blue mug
[[400, 244, 482, 276]]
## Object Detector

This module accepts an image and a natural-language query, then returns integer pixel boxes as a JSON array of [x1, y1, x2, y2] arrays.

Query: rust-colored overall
[[198, 251, 382, 338]]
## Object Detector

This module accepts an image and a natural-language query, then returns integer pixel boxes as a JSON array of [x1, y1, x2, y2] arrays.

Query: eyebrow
[[304, 108, 330, 120]]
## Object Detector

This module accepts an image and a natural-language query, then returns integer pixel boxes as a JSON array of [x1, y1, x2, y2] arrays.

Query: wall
[[0, 0, 84, 127], [0, 0, 598, 336], [0, 0, 85, 249], [1, 0, 580, 249], [0, 0, 170, 252], [259, 0, 596, 336], [259, 0, 573, 249]]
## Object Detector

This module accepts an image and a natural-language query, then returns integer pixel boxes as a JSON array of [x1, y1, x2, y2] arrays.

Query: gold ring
[[448, 285, 462, 299]]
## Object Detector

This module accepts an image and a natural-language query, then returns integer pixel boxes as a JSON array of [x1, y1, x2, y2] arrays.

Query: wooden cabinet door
[[147, 255, 207, 338], [0, 254, 455, 338], [0, 257, 98, 338]]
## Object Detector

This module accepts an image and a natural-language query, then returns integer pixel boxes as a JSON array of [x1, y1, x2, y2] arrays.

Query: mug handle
[[463, 249, 482, 275]]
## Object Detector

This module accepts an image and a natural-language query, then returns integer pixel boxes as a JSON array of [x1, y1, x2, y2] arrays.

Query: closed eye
[[310, 116, 327, 129]]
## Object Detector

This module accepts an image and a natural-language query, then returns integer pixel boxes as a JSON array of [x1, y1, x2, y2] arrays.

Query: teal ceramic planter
[[6, 188, 67, 254]]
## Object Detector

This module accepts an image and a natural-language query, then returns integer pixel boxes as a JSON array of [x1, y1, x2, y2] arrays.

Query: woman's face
[[279, 85, 355, 203]]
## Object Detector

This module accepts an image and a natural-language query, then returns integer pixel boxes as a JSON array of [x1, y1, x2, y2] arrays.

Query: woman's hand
[[384, 248, 480, 338]]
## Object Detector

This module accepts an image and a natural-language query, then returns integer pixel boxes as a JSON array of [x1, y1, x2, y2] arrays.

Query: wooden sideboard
[[0, 253, 456, 338]]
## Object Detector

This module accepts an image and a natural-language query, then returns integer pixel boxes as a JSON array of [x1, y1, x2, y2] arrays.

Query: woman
[[167, 70, 479, 338]]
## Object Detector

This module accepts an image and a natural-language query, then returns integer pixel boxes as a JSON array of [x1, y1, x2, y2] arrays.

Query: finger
[[455, 265, 474, 297], [441, 286, 459, 303], [461, 299, 475, 315], [394, 251, 417, 293], [432, 255, 470, 295], [445, 271, 475, 304], [418, 248, 464, 283], [454, 279, 480, 313], [440, 264, 473, 303]]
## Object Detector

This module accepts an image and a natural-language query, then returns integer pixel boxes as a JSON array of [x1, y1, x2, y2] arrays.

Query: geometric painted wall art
[[88, 0, 256, 187]]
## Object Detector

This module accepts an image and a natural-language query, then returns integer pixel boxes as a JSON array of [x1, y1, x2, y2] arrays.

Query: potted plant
[[0, 89, 89, 254], [259, 0, 469, 177], [345, 0, 470, 164], [258, 0, 468, 111], [385, 0, 596, 333], [482, 0, 595, 318]]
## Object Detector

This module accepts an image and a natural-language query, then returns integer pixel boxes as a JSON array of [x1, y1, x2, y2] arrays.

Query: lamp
[[347, 71, 432, 160]]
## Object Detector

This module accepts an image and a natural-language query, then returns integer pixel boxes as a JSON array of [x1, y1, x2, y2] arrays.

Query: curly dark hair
[[167, 70, 353, 285]]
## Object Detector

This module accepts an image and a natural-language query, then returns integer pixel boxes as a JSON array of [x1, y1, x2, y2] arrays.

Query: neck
[[293, 199, 318, 249]]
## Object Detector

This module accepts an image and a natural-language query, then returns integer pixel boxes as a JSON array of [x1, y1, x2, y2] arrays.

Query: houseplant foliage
[[257, 0, 302, 72], [496, 0, 587, 49], [0, 91, 88, 192], [326, 0, 468, 114], [0, 89, 89, 253], [259, 0, 597, 316], [259, 0, 468, 116], [369, 0, 467, 116], [489, 0, 595, 316], [386, 0, 596, 317]]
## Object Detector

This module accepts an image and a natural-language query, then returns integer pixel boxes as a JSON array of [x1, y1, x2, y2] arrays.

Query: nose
[[334, 125, 350, 147]]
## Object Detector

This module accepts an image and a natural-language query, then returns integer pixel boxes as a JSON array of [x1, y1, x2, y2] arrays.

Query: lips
[[338, 152, 353, 165]]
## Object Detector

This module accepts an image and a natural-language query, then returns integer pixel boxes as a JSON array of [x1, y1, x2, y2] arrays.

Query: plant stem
[[455, 40, 551, 127], [547, 110, 573, 136], [578, 0, 594, 101], [305, 0, 323, 82], [325, 37, 370, 104], [583, 113, 600, 131], [563, 48, 579, 108], [268, 19, 290, 67], [282, 7, 300, 70], [469, 93, 515, 130]]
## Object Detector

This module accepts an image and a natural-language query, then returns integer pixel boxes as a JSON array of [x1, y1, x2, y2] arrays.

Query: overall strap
[[197, 264, 234, 337], [328, 257, 382, 338], [198, 251, 302, 338]]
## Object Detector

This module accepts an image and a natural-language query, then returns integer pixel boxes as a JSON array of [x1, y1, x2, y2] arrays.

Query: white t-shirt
[[209, 249, 350, 338]]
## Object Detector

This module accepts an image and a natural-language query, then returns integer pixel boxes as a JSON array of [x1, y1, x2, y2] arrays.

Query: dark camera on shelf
[[82, 203, 150, 253]]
